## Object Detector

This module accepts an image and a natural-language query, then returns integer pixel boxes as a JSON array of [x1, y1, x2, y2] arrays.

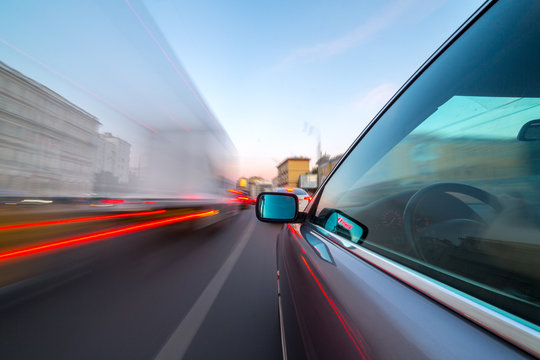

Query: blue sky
[[145, 0, 485, 179], [0, 0, 485, 181]]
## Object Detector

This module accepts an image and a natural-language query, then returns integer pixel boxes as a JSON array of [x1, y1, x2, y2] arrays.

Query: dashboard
[[336, 189, 483, 256]]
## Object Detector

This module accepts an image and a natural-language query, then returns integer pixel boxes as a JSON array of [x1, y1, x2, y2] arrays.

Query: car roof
[[275, 187, 308, 194]]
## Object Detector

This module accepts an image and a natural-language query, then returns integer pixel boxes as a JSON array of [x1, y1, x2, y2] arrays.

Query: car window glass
[[314, 0, 540, 328]]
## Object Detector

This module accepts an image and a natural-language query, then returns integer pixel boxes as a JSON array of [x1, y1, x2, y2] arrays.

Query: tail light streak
[[0, 210, 218, 261], [0, 210, 166, 231], [288, 224, 299, 236], [99, 198, 125, 204]]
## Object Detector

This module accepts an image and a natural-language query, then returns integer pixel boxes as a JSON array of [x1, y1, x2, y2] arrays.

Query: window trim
[[313, 224, 540, 358]]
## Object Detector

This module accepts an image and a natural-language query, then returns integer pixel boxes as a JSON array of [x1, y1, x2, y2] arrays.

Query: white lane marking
[[277, 271, 288, 360], [154, 215, 257, 360]]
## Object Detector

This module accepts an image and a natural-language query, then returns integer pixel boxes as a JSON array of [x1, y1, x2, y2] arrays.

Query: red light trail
[[0, 210, 166, 231], [0, 210, 218, 261], [301, 256, 369, 360], [228, 189, 243, 195], [99, 199, 126, 204]]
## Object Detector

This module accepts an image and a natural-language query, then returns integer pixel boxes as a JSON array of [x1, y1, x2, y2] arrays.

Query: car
[[255, 1, 540, 359], [274, 187, 312, 210], [227, 189, 251, 209]]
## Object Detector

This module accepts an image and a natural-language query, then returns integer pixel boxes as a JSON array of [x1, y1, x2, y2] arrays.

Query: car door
[[278, 1, 540, 358]]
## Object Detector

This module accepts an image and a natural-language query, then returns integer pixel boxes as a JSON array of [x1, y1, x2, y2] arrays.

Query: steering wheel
[[402, 182, 502, 262]]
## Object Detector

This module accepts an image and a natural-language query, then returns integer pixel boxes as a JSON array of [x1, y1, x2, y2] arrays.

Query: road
[[0, 210, 283, 359]]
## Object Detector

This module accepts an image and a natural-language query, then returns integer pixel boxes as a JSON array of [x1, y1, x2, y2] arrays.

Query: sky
[[0, 0, 485, 182], [144, 0, 485, 179]]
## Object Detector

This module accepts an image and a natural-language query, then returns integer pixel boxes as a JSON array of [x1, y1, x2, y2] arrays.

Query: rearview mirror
[[256, 192, 298, 223]]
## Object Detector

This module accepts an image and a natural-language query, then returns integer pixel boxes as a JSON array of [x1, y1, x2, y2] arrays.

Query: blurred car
[[237, 195, 251, 209], [256, 1, 540, 359], [274, 187, 312, 210], [227, 189, 251, 210]]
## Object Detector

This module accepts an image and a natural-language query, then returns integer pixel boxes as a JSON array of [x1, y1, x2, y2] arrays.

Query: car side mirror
[[518, 119, 540, 141], [255, 192, 299, 223]]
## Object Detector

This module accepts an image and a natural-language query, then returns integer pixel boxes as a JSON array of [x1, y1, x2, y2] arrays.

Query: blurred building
[[94, 132, 131, 184], [247, 177, 272, 199], [0, 61, 100, 197], [276, 157, 310, 187], [247, 176, 262, 197], [136, 130, 233, 198], [248, 176, 263, 185], [298, 173, 318, 192], [237, 177, 248, 192], [353, 134, 538, 203], [361, 134, 532, 185], [317, 154, 342, 186]]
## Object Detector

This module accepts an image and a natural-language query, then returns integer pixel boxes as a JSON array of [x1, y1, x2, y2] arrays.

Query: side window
[[313, 0, 540, 328]]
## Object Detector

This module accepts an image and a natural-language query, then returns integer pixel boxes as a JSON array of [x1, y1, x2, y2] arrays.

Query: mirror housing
[[255, 192, 299, 223], [518, 119, 540, 141]]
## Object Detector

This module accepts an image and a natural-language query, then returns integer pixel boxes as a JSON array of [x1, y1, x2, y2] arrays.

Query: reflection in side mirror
[[320, 208, 368, 244], [256, 193, 298, 223]]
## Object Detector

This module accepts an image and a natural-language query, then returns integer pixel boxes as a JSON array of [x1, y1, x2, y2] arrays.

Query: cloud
[[351, 82, 399, 120], [332, 82, 398, 138], [274, 1, 415, 70], [312, 82, 399, 158]]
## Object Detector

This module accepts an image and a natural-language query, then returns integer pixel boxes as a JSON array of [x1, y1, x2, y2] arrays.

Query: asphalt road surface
[[0, 209, 283, 360]]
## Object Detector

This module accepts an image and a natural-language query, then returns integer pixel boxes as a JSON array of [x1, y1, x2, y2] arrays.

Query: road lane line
[[154, 215, 257, 360]]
